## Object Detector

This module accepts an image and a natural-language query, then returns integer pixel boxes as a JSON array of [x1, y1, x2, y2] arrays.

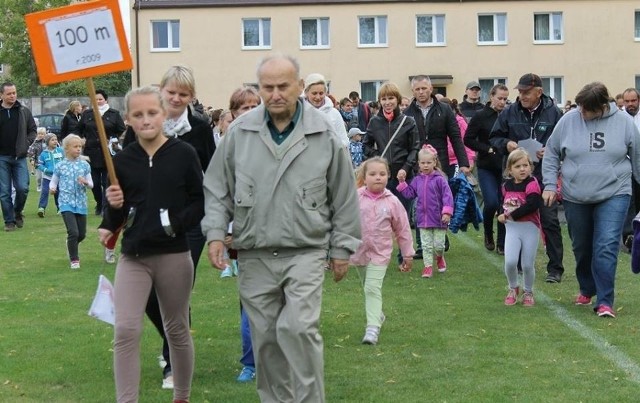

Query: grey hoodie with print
[[542, 102, 640, 204]]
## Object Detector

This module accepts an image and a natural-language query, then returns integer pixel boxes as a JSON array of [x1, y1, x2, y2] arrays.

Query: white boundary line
[[456, 230, 640, 383]]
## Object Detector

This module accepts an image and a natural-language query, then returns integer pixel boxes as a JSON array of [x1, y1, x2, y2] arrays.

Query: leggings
[[113, 252, 194, 403], [61, 212, 86, 261], [504, 221, 539, 293]]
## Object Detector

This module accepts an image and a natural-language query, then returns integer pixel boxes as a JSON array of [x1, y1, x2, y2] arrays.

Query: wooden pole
[[85, 77, 118, 186]]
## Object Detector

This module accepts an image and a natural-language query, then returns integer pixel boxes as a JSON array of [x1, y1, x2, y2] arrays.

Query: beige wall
[[131, 0, 640, 108]]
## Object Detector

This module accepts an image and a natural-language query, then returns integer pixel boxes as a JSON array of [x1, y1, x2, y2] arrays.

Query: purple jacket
[[397, 171, 454, 229]]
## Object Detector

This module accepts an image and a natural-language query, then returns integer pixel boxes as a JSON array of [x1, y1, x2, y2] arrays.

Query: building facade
[[130, 0, 640, 108]]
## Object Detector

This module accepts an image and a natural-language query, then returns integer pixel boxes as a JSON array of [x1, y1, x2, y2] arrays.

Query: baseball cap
[[466, 81, 481, 90], [348, 128, 365, 139], [515, 73, 543, 91]]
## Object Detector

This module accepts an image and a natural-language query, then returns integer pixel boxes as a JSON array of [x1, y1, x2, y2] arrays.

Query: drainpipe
[[134, 0, 140, 86]]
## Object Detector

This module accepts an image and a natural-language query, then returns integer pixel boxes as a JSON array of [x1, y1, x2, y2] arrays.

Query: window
[[416, 15, 445, 46], [477, 13, 507, 44], [301, 18, 329, 48], [635, 11, 640, 40], [542, 77, 563, 106], [479, 78, 507, 103], [534, 12, 563, 43], [635, 75, 640, 90], [360, 80, 385, 101], [243, 18, 271, 49], [151, 20, 180, 51], [358, 16, 387, 47]]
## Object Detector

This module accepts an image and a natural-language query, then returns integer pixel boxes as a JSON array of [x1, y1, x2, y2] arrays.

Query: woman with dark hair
[[76, 89, 126, 215], [229, 86, 260, 119], [60, 100, 82, 142], [542, 82, 640, 318], [465, 84, 509, 253]]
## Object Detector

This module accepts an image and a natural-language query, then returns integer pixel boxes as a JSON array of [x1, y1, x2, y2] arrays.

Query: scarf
[[340, 109, 353, 122], [383, 109, 395, 122], [98, 103, 110, 116], [163, 108, 192, 138]]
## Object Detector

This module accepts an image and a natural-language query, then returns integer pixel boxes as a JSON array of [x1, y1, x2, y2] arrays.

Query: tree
[[0, 0, 131, 96]]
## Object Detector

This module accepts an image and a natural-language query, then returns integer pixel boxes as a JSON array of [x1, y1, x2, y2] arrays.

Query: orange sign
[[25, 0, 132, 85]]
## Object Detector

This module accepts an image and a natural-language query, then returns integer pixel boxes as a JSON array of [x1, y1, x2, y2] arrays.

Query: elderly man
[[0, 82, 37, 231], [202, 54, 361, 403], [621, 88, 640, 250], [459, 80, 485, 121], [490, 73, 564, 282]]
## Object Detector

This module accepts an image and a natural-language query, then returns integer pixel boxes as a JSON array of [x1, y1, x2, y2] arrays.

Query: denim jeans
[[0, 155, 29, 224], [38, 177, 59, 210], [240, 304, 255, 367], [477, 167, 505, 248], [563, 195, 630, 308]]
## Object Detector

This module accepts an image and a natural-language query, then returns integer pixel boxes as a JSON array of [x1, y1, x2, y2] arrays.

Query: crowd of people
[[3, 53, 640, 402]]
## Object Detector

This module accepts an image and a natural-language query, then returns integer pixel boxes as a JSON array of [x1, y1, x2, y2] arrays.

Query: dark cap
[[466, 81, 481, 90], [515, 73, 543, 91]]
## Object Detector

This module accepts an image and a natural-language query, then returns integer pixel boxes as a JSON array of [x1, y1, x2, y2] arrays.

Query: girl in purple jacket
[[398, 145, 454, 278]]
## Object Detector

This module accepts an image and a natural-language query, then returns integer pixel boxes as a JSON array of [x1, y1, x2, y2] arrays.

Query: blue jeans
[[563, 195, 630, 308], [0, 156, 29, 224], [477, 167, 505, 248], [240, 304, 255, 367], [38, 177, 59, 210]]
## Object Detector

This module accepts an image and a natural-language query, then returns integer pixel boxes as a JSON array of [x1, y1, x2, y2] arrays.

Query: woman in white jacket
[[304, 73, 349, 147]]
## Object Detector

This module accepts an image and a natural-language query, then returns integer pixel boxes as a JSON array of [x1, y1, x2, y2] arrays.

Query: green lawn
[[1, 181, 639, 402]]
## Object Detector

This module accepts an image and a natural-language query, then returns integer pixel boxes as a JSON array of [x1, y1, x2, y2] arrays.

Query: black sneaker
[[624, 235, 633, 253], [15, 213, 24, 228], [545, 272, 562, 283], [413, 249, 423, 259], [4, 223, 16, 231]]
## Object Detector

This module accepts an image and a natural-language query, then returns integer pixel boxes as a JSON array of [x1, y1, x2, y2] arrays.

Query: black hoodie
[[99, 137, 204, 256]]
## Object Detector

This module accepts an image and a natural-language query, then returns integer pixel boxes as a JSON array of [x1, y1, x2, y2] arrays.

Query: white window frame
[[360, 80, 385, 102], [416, 14, 446, 47], [478, 78, 507, 103], [635, 11, 640, 41], [477, 13, 507, 45], [242, 18, 272, 50], [533, 12, 564, 44], [300, 17, 330, 49], [542, 76, 564, 107], [150, 20, 180, 52], [358, 16, 388, 48]]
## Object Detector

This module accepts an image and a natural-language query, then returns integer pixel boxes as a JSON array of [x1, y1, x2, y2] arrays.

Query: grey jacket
[[201, 102, 361, 260], [542, 102, 640, 204]]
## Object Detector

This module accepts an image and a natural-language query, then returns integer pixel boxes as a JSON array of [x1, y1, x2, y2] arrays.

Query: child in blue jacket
[[37, 133, 64, 217]]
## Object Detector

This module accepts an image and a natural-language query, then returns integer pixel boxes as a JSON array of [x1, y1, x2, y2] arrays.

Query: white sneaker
[[362, 326, 380, 345], [158, 354, 167, 369], [70, 260, 80, 270], [105, 248, 116, 264], [162, 372, 174, 389]]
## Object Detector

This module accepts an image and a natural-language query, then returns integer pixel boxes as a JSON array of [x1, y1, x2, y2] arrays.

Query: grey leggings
[[504, 221, 540, 293], [113, 252, 194, 403]]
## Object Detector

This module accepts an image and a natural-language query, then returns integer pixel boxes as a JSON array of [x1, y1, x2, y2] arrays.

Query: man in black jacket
[[403, 75, 470, 257], [460, 81, 485, 122], [0, 82, 37, 231], [349, 91, 372, 132], [489, 73, 564, 283]]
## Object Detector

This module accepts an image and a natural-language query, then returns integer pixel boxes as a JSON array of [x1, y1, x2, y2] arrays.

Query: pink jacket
[[350, 187, 415, 266], [447, 114, 475, 166]]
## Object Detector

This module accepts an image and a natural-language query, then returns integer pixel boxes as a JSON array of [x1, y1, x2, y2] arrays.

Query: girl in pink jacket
[[351, 157, 414, 345]]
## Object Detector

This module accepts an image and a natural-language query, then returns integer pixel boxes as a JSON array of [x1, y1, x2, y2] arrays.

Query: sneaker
[[162, 371, 174, 389], [220, 266, 233, 278], [421, 266, 433, 278], [236, 366, 256, 383], [496, 246, 505, 256], [522, 292, 535, 306], [105, 248, 116, 264], [444, 234, 450, 252], [545, 272, 562, 283], [37, 207, 45, 218], [624, 234, 634, 253], [413, 249, 423, 259], [15, 213, 24, 228], [484, 236, 495, 251], [4, 223, 16, 232], [362, 325, 380, 345], [436, 256, 447, 273], [70, 260, 80, 270], [504, 287, 519, 306], [232, 261, 239, 276], [596, 305, 616, 318], [575, 294, 592, 305]]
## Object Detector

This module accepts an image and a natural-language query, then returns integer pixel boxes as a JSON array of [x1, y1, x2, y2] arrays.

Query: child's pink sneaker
[[421, 266, 433, 278], [504, 287, 519, 306], [436, 255, 447, 273], [522, 292, 535, 306]]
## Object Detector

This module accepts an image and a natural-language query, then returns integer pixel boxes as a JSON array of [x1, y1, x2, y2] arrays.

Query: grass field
[[2, 180, 640, 402]]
